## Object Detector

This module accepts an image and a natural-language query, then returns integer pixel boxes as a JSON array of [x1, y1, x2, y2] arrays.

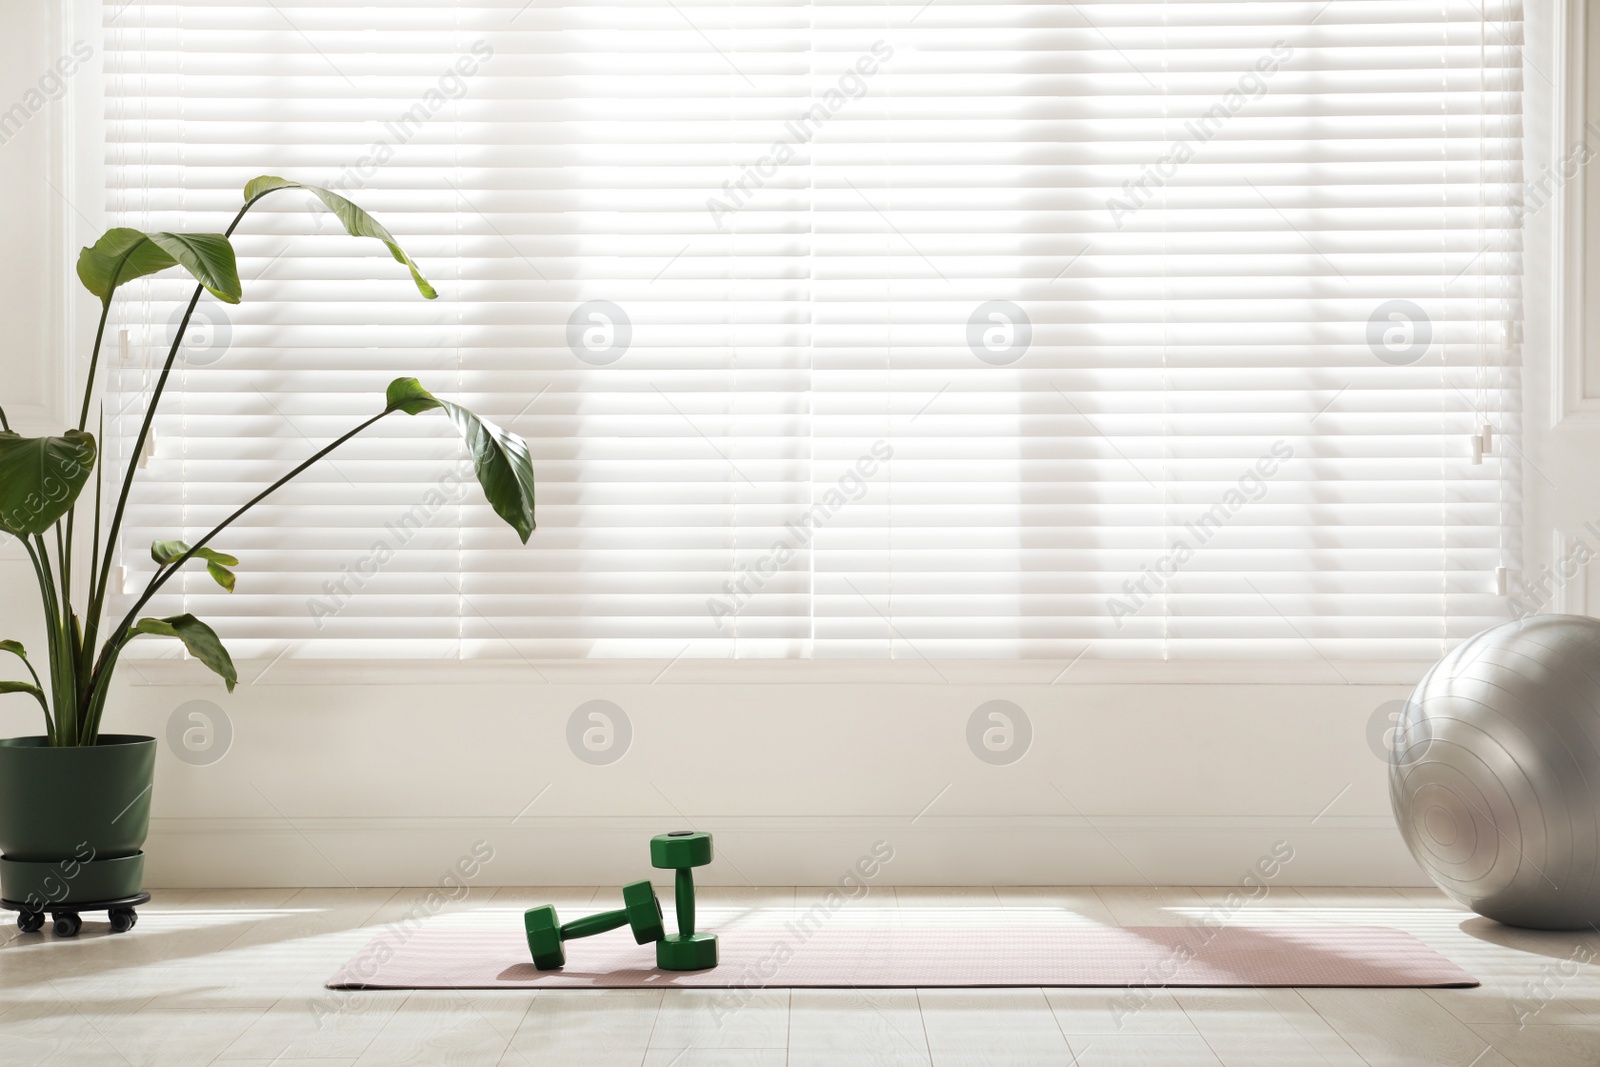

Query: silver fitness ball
[[1391, 614, 1600, 929]]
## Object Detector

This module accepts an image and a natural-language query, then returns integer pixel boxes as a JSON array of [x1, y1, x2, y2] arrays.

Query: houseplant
[[0, 176, 536, 927]]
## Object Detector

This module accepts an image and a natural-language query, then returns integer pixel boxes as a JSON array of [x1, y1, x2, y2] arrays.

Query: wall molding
[[1555, 0, 1600, 422], [142, 814, 1428, 889], [120, 656, 1436, 688]]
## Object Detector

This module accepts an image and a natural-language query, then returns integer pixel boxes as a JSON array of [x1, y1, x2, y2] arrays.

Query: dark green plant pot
[[0, 735, 155, 906]]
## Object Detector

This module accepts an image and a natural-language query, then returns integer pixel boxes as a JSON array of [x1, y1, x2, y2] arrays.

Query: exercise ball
[[1389, 614, 1600, 929]]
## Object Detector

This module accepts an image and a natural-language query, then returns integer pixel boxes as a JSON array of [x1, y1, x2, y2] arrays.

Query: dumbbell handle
[[560, 907, 629, 940], [676, 868, 695, 936]]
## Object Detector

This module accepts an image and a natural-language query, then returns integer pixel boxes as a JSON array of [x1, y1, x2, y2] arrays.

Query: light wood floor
[[0, 885, 1596, 1066]]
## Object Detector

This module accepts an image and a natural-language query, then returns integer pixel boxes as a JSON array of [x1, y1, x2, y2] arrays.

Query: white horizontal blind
[[103, 0, 1522, 664]]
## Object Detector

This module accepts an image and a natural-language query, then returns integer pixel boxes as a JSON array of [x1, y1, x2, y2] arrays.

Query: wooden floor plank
[[788, 989, 931, 1067], [1093, 886, 1207, 926], [1298, 988, 1518, 1067], [917, 987, 1073, 1066]]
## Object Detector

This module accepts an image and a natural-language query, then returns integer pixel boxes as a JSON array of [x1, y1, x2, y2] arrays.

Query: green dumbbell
[[651, 830, 718, 970], [524, 879, 666, 970]]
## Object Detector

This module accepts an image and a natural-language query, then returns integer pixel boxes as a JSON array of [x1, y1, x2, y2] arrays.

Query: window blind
[[103, 0, 1523, 665]]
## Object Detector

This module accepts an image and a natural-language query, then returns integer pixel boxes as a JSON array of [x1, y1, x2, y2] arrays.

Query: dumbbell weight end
[[524, 905, 566, 970], [656, 931, 718, 971]]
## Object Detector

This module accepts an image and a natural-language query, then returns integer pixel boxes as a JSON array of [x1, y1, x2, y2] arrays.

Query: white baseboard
[[143, 814, 1430, 889]]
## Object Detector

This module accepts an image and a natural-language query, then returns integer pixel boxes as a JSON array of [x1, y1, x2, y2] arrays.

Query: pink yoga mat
[[326, 913, 1476, 989]]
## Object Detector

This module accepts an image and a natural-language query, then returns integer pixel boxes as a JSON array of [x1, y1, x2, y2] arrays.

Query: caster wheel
[[17, 911, 44, 933], [53, 912, 82, 937], [109, 907, 137, 933]]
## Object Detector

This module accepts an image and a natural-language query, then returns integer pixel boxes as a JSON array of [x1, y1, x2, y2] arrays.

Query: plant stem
[[17, 664, 52, 743], [12, 649, 45, 700], [81, 408, 105, 703], [90, 408, 104, 588], [55, 522, 69, 614], [16, 539, 57, 742], [85, 285, 203, 656], [82, 409, 393, 735], [63, 306, 114, 629], [44, 533, 76, 740], [28, 534, 71, 744], [77, 302, 112, 433], [81, 643, 118, 744], [82, 202, 255, 696]]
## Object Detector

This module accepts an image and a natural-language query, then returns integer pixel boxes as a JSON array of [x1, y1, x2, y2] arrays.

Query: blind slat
[[106, 0, 1524, 663]]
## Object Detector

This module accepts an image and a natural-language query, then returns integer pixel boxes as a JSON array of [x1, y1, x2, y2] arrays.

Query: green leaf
[[384, 377, 443, 416], [0, 680, 46, 705], [387, 380, 537, 543], [0, 641, 40, 688], [440, 400, 536, 543], [0, 674, 50, 734], [206, 561, 236, 593], [150, 539, 239, 568], [243, 176, 437, 299], [150, 539, 239, 592], [0, 430, 97, 536], [75, 229, 165, 303], [129, 614, 237, 692], [76, 228, 241, 307]]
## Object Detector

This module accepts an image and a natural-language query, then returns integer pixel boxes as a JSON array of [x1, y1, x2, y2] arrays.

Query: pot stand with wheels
[[0, 735, 156, 935], [3, 891, 149, 936]]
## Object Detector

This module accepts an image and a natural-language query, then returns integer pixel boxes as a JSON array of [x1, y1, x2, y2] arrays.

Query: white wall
[[0, 2, 69, 735], [0, 0, 1574, 888], [0, 5, 57, 431], [98, 675, 1423, 888]]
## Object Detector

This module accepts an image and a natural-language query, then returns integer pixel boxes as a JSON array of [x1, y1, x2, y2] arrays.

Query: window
[[104, 1, 1522, 665]]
